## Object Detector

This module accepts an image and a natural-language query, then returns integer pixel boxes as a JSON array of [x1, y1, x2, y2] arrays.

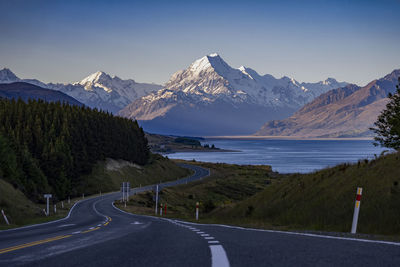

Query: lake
[[166, 139, 389, 173]]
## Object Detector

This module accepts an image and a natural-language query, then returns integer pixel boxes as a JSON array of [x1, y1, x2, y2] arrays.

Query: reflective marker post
[[44, 194, 52, 216], [195, 202, 199, 221], [155, 185, 159, 215], [351, 187, 363, 234], [1, 209, 9, 225]]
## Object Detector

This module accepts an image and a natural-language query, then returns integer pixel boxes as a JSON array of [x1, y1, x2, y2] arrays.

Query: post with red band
[[351, 187, 362, 234], [195, 202, 199, 221]]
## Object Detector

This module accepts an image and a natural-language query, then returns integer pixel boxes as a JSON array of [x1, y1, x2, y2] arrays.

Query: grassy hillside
[[214, 151, 400, 236], [119, 161, 277, 220], [0, 155, 191, 229], [121, 153, 400, 237], [81, 154, 191, 195]]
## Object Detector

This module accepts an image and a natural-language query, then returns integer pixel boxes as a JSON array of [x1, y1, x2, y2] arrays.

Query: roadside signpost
[[43, 194, 52, 216], [121, 182, 130, 202], [351, 187, 363, 234]]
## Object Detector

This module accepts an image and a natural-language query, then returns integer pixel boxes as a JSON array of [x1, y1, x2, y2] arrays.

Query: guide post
[[351, 187, 363, 234], [44, 194, 52, 216]]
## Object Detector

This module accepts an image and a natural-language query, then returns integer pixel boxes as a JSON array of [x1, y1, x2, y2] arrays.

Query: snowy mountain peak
[[189, 53, 231, 75], [0, 68, 20, 83], [77, 71, 110, 85]]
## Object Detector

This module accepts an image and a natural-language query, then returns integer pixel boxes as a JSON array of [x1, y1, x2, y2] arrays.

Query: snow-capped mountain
[[255, 69, 400, 137], [119, 53, 348, 135], [0, 68, 162, 113]]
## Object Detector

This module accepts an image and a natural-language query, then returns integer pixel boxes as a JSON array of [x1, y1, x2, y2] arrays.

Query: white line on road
[[72, 231, 81, 234], [196, 232, 205, 234], [209, 245, 230, 267], [208, 240, 220, 244], [175, 220, 400, 247], [205, 237, 215, 240], [57, 224, 75, 228], [201, 234, 210, 237]]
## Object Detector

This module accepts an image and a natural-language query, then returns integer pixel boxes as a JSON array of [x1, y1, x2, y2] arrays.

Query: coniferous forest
[[0, 98, 149, 202]]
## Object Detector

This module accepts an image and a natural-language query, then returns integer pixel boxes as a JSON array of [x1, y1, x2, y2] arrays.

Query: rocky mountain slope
[[255, 69, 400, 137], [0, 82, 83, 106], [120, 54, 347, 135], [0, 68, 162, 113]]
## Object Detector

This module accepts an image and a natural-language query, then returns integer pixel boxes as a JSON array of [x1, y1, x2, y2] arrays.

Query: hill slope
[[256, 69, 400, 137], [214, 151, 400, 235], [0, 82, 83, 106], [0, 68, 162, 113]]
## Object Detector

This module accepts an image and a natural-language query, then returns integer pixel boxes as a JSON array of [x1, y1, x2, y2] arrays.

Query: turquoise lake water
[[166, 139, 389, 173]]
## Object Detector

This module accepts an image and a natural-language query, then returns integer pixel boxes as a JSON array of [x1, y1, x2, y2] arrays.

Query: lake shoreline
[[204, 135, 374, 141]]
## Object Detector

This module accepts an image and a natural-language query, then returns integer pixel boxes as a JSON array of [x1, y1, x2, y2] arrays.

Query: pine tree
[[371, 77, 400, 150]]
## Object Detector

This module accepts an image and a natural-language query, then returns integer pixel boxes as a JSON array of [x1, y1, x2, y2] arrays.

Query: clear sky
[[1, 0, 399, 86]]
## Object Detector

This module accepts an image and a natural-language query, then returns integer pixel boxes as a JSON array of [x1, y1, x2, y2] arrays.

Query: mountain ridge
[[119, 53, 349, 135], [0, 82, 84, 106], [255, 69, 400, 137], [0, 68, 162, 113]]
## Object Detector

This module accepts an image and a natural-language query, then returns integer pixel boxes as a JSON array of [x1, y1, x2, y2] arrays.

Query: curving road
[[1, 164, 400, 267]]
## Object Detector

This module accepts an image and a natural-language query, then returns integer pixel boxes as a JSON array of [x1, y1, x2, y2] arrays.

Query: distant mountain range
[[119, 53, 348, 135], [255, 69, 400, 137], [0, 82, 83, 106], [0, 68, 162, 113]]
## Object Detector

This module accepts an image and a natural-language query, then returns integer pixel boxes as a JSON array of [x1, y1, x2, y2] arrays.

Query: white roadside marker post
[[160, 203, 163, 216], [1, 209, 10, 225], [126, 182, 130, 202], [155, 185, 159, 215], [61, 201, 64, 209], [196, 202, 199, 221], [43, 194, 52, 216], [351, 187, 363, 234], [54, 204, 57, 214]]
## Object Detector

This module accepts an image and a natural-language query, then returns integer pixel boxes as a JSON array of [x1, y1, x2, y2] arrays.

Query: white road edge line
[[209, 245, 230, 267], [175, 220, 400, 247], [0, 192, 115, 233]]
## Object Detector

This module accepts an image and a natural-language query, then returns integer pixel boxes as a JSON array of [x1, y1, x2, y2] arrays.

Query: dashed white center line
[[174, 221, 230, 266], [209, 245, 230, 267]]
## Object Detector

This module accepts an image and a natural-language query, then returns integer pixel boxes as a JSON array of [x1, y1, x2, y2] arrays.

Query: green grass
[[118, 161, 276, 220], [120, 153, 400, 238], [81, 154, 192, 195], [0, 178, 74, 229], [0, 154, 191, 229], [213, 152, 400, 236]]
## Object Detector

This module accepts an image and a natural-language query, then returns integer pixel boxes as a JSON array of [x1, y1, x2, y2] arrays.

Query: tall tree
[[371, 77, 400, 150]]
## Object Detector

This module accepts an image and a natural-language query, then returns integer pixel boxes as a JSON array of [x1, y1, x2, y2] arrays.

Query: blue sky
[[1, 0, 399, 86]]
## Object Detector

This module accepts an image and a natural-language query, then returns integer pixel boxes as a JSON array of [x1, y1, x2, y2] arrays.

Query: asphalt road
[[1, 164, 399, 267]]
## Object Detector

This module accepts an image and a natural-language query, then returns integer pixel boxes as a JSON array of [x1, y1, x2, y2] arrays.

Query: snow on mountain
[[255, 69, 400, 137], [119, 53, 349, 135], [0, 68, 20, 83], [0, 68, 162, 113]]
